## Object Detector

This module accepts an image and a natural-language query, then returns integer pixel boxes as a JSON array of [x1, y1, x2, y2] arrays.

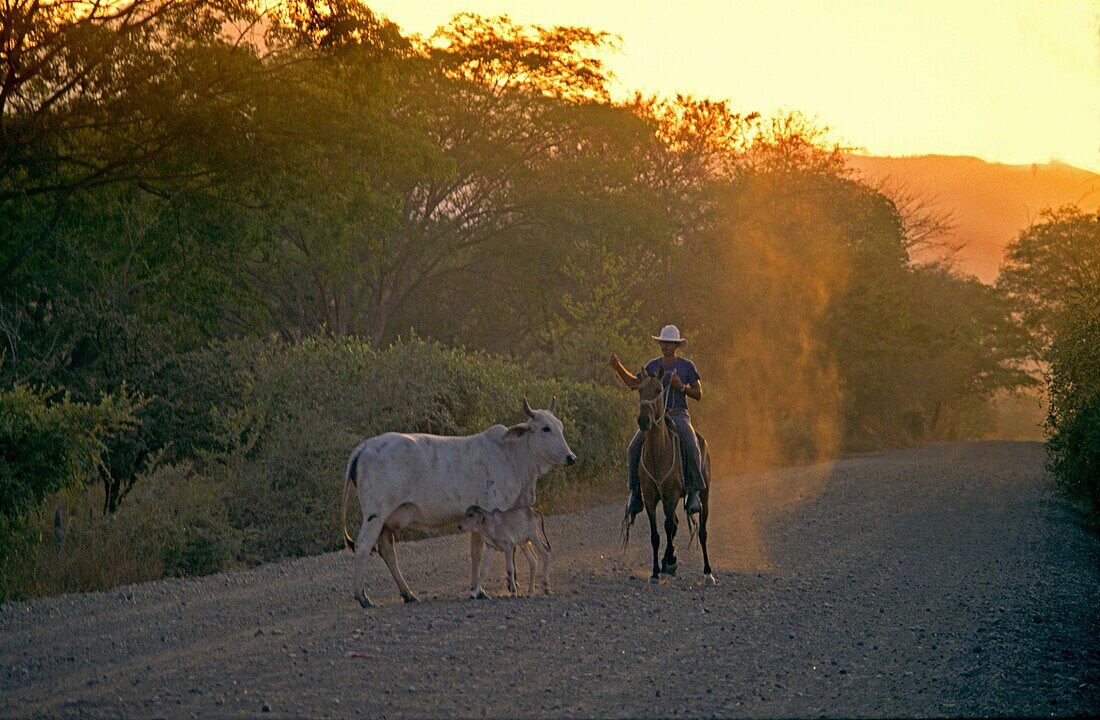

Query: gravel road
[[2, 441, 1097, 719]]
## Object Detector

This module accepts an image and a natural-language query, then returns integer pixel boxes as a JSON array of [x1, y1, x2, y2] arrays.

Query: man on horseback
[[609, 324, 706, 520]]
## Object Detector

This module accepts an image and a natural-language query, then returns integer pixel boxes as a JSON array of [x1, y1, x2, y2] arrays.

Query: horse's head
[[636, 366, 665, 431]]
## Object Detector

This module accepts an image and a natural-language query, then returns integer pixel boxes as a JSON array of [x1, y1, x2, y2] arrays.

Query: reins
[[638, 380, 677, 494], [620, 376, 684, 551]]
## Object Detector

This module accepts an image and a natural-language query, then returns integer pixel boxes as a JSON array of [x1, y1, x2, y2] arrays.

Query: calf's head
[[459, 506, 487, 534]]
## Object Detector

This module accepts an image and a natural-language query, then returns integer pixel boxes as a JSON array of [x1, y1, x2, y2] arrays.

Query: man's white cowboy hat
[[652, 325, 686, 343]]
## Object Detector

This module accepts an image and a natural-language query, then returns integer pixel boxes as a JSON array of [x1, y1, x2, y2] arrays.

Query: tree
[[837, 266, 1032, 443], [249, 11, 622, 344], [0, 0, 287, 514], [682, 153, 858, 467], [0, 0, 264, 283], [998, 206, 1100, 355], [405, 97, 680, 358], [241, 1, 422, 339], [0, 0, 276, 382]]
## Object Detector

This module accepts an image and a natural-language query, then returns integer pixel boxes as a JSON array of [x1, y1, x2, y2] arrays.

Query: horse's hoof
[[357, 594, 375, 609], [662, 562, 678, 576], [705, 573, 718, 586], [402, 592, 420, 604], [469, 589, 492, 600], [649, 576, 661, 584]]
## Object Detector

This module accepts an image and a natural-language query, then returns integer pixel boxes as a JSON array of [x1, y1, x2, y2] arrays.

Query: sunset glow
[[370, 0, 1099, 172]]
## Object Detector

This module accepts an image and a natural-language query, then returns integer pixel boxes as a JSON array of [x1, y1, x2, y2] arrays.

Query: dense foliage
[[1045, 293, 1100, 522], [1, 0, 1053, 596], [999, 208, 1100, 523], [0, 384, 139, 571], [998, 207, 1100, 355], [1, 337, 631, 599]]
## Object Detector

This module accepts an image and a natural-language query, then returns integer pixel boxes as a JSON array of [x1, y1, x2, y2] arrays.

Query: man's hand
[[610, 352, 639, 390], [670, 371, 685, 390]]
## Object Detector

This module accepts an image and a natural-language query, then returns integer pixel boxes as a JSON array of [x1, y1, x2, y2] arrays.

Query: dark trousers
[[628, 410, 705, 494]]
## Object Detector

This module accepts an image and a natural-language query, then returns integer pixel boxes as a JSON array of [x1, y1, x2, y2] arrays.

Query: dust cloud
[[689, 189, 852, 571]]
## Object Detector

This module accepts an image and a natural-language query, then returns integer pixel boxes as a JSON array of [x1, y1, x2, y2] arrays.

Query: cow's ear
[[504, 423, 531, 439]]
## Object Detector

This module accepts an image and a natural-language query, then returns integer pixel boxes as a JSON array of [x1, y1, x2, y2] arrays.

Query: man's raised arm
[[608, 352, 642, 390]]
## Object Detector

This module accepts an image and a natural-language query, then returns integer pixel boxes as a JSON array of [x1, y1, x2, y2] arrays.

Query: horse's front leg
[[646, 502, 661, 583], [661, 497, 678, 576], [700, 489, 715, 585]]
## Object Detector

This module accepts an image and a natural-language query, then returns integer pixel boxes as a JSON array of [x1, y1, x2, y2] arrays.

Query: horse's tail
[[342, 447, 361, 553], [620, 506, 634, 552]]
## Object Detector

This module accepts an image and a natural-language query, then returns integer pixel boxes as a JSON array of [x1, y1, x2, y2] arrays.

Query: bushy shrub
[[1046, 293, 1100, 523], [140, 337, 275, 462], [136, 336, 633, 564], [2, 336, 636, 594], [0, 385, 140, 522], [219, 336, 633, 563], [0, 384, 139, 570], [0, 463, 236, 601]]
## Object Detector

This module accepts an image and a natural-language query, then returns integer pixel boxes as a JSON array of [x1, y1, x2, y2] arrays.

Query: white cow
[[341, 397, 576, 607]]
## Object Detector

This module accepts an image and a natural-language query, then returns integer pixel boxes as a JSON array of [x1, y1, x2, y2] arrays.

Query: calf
[[458, 506, 552, 597]]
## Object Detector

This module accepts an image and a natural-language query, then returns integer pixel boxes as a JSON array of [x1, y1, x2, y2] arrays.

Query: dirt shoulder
[[2, 441, 1097, 718]]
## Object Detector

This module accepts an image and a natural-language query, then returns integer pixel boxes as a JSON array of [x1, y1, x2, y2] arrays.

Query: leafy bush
[[1, 336, 636, 595], [216, 336, 633, 563], [140, 337, 275, 462], [1045, 293, 1100, 523], [0, 385, 139, 569], [0, 463, 236, 601]]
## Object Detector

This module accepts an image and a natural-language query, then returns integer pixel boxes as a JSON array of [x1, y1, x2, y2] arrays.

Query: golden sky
[[369, 0, 1099, 173]]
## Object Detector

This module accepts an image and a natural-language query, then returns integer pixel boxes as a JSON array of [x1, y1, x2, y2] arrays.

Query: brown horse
[[629, 367, 715, 584]]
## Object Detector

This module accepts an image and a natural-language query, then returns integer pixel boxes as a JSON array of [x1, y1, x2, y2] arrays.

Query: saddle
[[646, 417, 704, 496]]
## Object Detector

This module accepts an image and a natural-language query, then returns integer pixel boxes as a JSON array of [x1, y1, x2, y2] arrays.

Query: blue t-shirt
[[636, 356, 700, 412]]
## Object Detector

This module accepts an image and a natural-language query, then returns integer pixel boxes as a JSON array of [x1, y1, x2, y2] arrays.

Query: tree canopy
[[0, 0, 1039, 522]]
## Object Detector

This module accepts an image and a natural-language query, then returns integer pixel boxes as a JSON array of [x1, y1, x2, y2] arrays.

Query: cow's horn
[[522, 397, 535, 418], [548, 395, 558, 414]]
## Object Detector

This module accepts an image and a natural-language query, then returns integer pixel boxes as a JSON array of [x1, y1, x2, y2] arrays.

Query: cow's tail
[[535, 509, 551, 552], [342, 448, 361, 554]]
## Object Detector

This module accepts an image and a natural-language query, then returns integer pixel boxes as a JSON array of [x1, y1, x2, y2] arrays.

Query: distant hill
[[844, 154, 1100, 283]]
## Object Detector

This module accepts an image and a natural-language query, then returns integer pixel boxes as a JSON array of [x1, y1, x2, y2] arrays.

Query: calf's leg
[[520, 542, 538, 596], [532, 540, 551, 594], [469, 532, 492, 599], [476, 547, 497, 597], [505, 543, 518, 596]]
